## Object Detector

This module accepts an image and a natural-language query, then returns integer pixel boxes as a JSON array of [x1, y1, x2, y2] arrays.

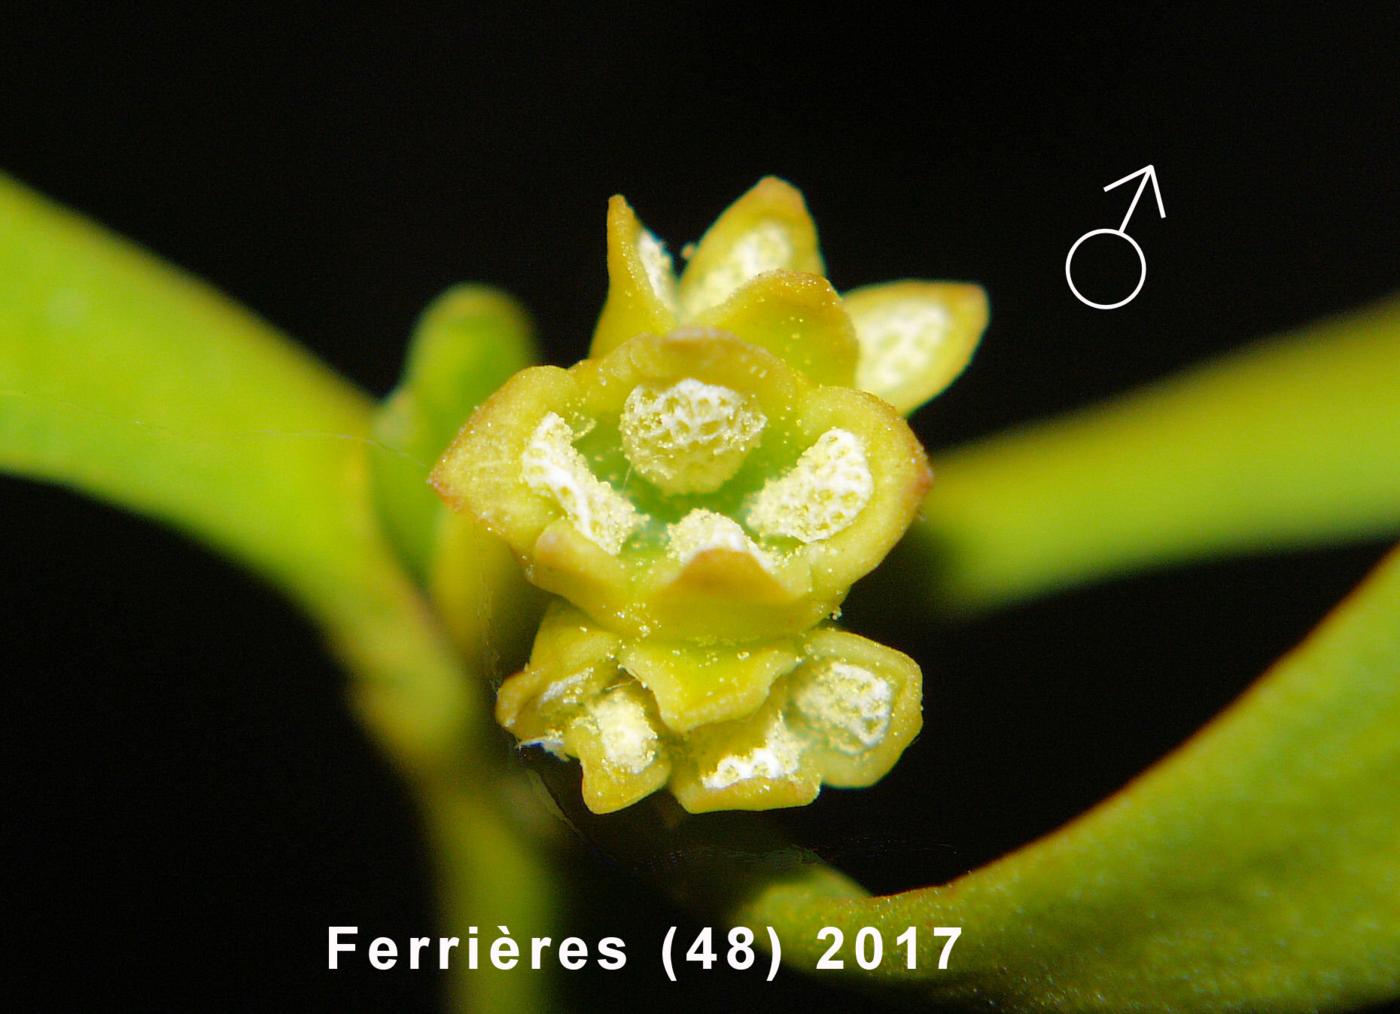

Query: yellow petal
[[620, 637, 801, 733], [583, 326, 808, 423], [564, 682, 672, 814], [745, 385, 931, 606], [494, 600, 621, 743], [844, 281, 988, 413], [591, 195, 680, 358], [524, 597, 623, 681], [639, 558, 821, 641], [677, 177, 824, 318], [529, 518, 636, 631], [785, 627, 922, 788], [670, 695, 820, 813], [430, 364, 582, 552], [694, 270, 859, 386], [639, 513, 819, 640]]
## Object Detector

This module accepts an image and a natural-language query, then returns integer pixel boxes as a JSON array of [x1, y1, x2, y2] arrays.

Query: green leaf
[[914, 296, 1400, 610], [730, 544, 1400, 1010], [0, 173, 552, 1013]]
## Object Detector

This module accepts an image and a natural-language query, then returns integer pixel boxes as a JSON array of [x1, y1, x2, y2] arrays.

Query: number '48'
[[686, 926, 757, 971]]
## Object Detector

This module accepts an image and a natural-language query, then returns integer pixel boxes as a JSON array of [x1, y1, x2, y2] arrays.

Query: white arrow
[[1104, 165, 1166, 233]]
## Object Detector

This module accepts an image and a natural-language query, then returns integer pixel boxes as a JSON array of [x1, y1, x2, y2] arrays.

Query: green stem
[[0, 173, 552, 1013]]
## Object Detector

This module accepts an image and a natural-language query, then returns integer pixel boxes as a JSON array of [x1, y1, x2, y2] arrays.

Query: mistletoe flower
[[427, 177, 988, 810], [432, 326, 929, 641], [497, 603, 922, 814], [592, 176, 989, 416]]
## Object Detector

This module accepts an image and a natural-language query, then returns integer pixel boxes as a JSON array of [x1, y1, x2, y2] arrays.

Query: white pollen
[[537, 670, 593, 705], [854, 299, 952, 398], [666, 509, 776, 572], [587, 690, 660, 775], [682, 222, 793, 314], [637, 229, 678, 311], [791, 661, 892, 754], [700, 713, 804, 789], [619, 378, 765, 494], [520, 412, 641, 555], [747, 428, 873, 543]]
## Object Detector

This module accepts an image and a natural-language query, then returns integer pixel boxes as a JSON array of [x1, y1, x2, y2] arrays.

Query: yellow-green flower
[[497, 603, 922, 814], [432, 327, 930, 641], [594, 176, 988, 415], [427, 177, 988, 812]]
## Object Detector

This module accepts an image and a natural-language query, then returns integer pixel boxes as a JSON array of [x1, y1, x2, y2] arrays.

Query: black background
[[4, 5, 1397, 1012]]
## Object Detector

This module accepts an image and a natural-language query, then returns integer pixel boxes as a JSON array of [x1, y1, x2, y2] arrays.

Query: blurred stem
[[420, 767, 556, 1013], [0, 173, 552, 1013], [914, 295, 1400, 611]]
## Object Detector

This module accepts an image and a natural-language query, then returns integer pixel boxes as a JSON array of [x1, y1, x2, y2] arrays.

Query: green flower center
[[518, 374, 877, 566]]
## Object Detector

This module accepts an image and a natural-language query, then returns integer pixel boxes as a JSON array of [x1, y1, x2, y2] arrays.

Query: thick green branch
[[0, 174, 468, 761], [0, 173, 550, 1013]]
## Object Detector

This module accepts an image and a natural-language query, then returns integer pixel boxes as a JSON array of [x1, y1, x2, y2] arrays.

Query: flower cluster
[[433, 178, 986, 812], [497, 603, 921, 813]]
